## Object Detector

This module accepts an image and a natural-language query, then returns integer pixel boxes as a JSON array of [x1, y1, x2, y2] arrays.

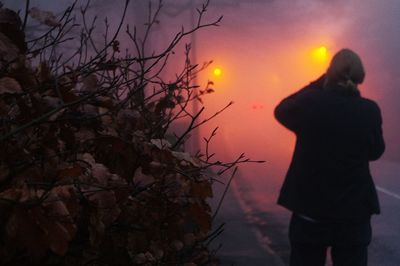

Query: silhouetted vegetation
[[0, 1, 263, 265]]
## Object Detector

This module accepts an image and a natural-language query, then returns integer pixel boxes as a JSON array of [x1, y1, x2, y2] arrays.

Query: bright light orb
[[313, 46, 328, 61], [213, 68, 222, 77]]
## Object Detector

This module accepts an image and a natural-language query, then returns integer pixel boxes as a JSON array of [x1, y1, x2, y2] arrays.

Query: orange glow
[[213, 68, 222, 77], [197, 41, 334, 190], [312, 46, 329, 62]]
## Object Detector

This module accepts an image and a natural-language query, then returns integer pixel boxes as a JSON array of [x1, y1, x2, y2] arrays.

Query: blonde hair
[[324, 49, 365, 91]]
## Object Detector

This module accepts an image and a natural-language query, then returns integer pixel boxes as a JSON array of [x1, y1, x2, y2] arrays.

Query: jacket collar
[[324, 84, 361, 97]]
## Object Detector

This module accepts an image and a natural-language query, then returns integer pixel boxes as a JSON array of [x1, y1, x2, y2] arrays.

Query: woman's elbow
[[274, 105, 298, 131], [369, 141, 385, 161]]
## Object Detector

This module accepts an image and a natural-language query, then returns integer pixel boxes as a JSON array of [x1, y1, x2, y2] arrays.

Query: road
[[231, 159, 400, 266], [369, 161, 400, 266]]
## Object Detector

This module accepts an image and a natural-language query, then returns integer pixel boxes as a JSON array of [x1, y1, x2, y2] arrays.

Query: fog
[[4, 0, 400, 179]]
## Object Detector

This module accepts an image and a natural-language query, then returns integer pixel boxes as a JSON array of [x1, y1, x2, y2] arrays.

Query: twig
[[22, 0, 30, 31], [212, 167, 238, 221]]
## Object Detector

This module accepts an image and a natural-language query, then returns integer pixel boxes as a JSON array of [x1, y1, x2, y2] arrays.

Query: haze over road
[[369, 161, 400, 266], [229, 157, 400, 266]]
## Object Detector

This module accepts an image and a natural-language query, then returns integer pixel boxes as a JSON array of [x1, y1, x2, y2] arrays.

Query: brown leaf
[[46, 221, 72, 255], [80, 153, 96, 166], [149, 242, 164, 260], [6, 207, 49, 258], [51, 185, 81, 220], [58, 165, 84, 180], [81, 74, 98, 91], [38, 61, 51, 82], [61, 91, 79, 103], [0, 8, 26, 52], [5, 192, 74, 257], [0, 77, 22, 94], [95, 96, 114, 109], [98, 106, 113, 125], [0, 32, 19, 65], [0, 98, 9, 115], [171, 240, 184, 251], [81, 103, 98, 116], [191, 181, 213, 198], [112, 40, 120, 52], [0, 163, 9, 183], [134, 253, 147, 264], [0, 188, 21, 203], [183, 233, 196, 246], [133, 167, 155, 186], [172, 151, 201, 167], [189, 204, 211, 232], [75, 128, 96, 142], [0, 8, 21, 26], [151, 139, 172, 150], [59, 125, 76, 149], [87, 191, 121, 246], [91, 163, 110, 185], [29, 7, 60, 27], [42, 95, 62, 108], [89, 211, 105, 247]]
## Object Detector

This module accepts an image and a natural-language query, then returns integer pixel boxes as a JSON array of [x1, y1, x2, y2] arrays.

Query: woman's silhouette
[[275, 49, 385, 266]]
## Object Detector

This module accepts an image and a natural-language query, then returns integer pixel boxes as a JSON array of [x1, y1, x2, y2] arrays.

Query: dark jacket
[[274, 76, 385, 222]]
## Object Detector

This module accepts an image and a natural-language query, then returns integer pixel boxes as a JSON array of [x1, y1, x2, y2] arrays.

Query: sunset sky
[[4, 0, 400, 165], [193, 0, 400, 162]]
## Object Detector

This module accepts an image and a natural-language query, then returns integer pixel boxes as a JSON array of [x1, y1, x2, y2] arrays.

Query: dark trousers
[[289, 214, 372, 266]]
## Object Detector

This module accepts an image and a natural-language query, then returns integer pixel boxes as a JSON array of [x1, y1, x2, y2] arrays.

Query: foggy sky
[[202, 0, 400, 162], [3, 0, 400, 162]]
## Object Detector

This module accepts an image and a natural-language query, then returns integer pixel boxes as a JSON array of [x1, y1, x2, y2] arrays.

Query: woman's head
[[324, 49, 365, 90]]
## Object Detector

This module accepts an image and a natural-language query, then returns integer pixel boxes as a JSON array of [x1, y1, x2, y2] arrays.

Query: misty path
[[368, 161, 400, 266], [226, 159, 400, 266]]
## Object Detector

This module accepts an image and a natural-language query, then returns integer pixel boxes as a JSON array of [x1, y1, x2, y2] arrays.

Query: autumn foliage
[[0, 1, 262, 265]]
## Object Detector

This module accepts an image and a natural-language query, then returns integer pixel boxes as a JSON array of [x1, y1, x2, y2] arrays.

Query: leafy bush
[[0, 1, 260, 265]]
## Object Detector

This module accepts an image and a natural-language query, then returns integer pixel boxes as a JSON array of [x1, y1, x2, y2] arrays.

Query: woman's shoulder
[[355, 97, 383, 121], [305, 75, 325, 91], [359, 97, 381, 111]]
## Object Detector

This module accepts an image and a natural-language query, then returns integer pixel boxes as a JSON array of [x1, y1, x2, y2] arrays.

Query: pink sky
[[4, 0, 399, 163]]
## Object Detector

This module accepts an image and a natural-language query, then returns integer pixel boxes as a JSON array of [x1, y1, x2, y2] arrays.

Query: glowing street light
[[312, 46, 329, 62], [213, 67, 222, 77]]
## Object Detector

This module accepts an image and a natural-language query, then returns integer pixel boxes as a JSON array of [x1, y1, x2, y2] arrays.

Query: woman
[[274, 49, 385, 266]]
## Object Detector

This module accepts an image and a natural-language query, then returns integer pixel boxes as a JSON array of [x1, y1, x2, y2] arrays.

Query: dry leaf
[[183, 263, 197, 266], [46, 221, 72, 255], [98, 106, 113, 125], [134, 253, 147, 264], [42, 95, 62, 108], [29, 7, 60, 27], [0, 77, 22, 94], [151, 139, 172, 150], [0, 188, 21, 202], [81, 74, 98, 91], [172, 151, 201, 167], [0, 8, 21, 26], [89, 211, 105, 247], [91, 163, 110, 185], [183, 233, 196, 246], [58, 165, 84, 180], [81, 103, 98, 116], [171, 240, 184, 251], [75, 128, 96, 142], [133, 167, 155, 186], [191, 181, 213, 198], [80, 153, 96, 166], [0, 8, 26, 52], [0, 163, 9, 183]]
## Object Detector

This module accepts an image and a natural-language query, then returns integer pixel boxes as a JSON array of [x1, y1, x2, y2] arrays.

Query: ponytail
[[324, 49, 365, 94]]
